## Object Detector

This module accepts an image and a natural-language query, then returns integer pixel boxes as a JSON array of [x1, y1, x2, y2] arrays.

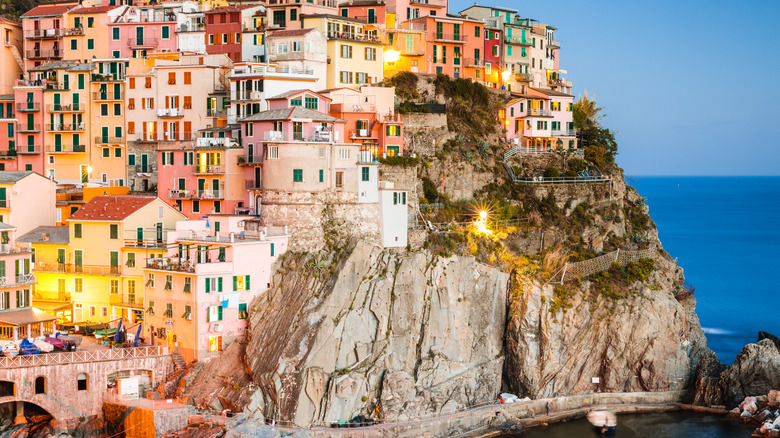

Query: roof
[[529, 87, 573, 98], [21, 5, 73, 17], [240, 106, 345, 123], [28, 60, 79, 72], [302, 13, 371, 24], [67, 195, 157, 222], [459, 4, 517, 14], [0, 17, 21, 27], [338, 0, 385, 6], [17, 226, 70, 245], [205, 4, 262, 13], [0, 222, 16, 231], [0, 94, 14, 101], [268, 89, 331, 101], [0, 171, 34, 184], [267, 28, 317, 38], [73, 5, 122, 14], [0, 307, 58, 326]]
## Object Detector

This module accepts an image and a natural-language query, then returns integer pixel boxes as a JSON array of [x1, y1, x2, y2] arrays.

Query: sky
[[450, 0, 780, 175]]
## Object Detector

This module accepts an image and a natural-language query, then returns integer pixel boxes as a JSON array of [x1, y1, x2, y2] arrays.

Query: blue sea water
[[630, 176, 780, 364]]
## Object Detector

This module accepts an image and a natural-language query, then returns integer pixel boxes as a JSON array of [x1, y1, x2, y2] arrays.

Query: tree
[[573, 91, 604, 129], [0, 0, 34, 21]]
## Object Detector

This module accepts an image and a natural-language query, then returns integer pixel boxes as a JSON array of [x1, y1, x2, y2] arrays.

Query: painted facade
[[266, 28, 328, 90], [0, 18, 24, 96], [0, 171, 57, 236], [204, 4, 265, 63]]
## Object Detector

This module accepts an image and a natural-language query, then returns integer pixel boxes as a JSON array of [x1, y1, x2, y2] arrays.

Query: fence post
[[561, 263, 568, 283], [614, 249, 620, 263]]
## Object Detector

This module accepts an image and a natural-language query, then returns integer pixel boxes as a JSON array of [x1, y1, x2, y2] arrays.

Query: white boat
[[2, 342, 19, 357], [587, 410, 617, 435], [33, 339, 54, 353]]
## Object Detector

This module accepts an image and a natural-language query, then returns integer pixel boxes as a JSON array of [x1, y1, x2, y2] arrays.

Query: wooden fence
[[561, 247, 659, 282]]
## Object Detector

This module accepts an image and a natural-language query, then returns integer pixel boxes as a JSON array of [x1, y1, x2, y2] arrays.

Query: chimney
[[42, 232, 49, 241]]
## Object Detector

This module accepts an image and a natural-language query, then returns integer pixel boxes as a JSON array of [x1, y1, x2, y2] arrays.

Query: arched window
[[34, 376, 45, 394], [77, 373, 88, 391]]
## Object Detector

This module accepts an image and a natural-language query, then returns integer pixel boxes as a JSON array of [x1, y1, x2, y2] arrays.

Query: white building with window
[[267, 28, 328, 90]]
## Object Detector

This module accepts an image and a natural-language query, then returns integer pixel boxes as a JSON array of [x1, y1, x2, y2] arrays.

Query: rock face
[[695, 336, 780, 407], [244, 243, 508, 425], [504, 255, 709, 397]]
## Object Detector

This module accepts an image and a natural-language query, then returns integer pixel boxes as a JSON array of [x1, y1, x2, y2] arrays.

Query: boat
[[2, 342, 19, 357], [47, 336, 76, 351], [94, 327, 117, 340], [56, 333, 82, 347], [19, 339, 40, 356], [33, 339, 54, 353], [587, 410, 617, 435]]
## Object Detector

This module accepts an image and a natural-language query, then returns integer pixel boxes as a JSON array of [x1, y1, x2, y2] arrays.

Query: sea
[[630, 176, 780, 364]]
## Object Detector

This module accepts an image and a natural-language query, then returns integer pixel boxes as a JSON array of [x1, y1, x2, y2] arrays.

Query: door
[[53, 93, 60, 111], [141, 154, 148, 173], [178, 178, 185, 191], [55, 134, 62, 152], [212, 178, 219, 197], [57, 248, 65, 268], [254, 168, 261, 187], [136, 26, 144, 45], [110, 251, 119, 274], [74, 250, 82, 273], [156, 223, 163, 244], [136, 227, 143, 245], [197, 179, 205, 197], [72, 92, 79, 111], [387, 145, 400, 157], [101, 126, 109, 143], [99, 84, 107, 100], [110, 62, 118, 80], [368, 8, 375, 23], [247, 144, 254, 161], [0, 188, 6, 208]]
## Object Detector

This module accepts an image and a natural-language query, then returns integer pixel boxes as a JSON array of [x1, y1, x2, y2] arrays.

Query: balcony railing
[[193, 165, 224, 174], [0, 274, 37, 288], [25, 49, 62, 59], [0, 242, 29, 254], [548, 78, 573, 87], [17, 124, 41, 132], [191, 190, 224, 200], [516, 73, 533, 82], [109, 294, 143, 309], [17, 145, 42, 154], [245, 179, 261, 189], [46, 123, 84, 132], [434, 33, 466, 43], [505, 35, 533, 46], [463, 58, 484, 67], [93, 92, 124, 101], [36, 263, 121, 276], [526, 108, 552, 117], [264, 130, 333, 142], [237, 154, 263, 165], [25, 29, 63, 38], [123, 236, 166, 248], [91, 73, 125, 82], [196, 137, 238, 148], [134, 132, 199, 142], [132, 164, 156, 174], [129, 38, 159, 48], [158, 108, 184, 117], [176, 24, 205, 33], [145, 257, 230, 273], [350, 129, 375, 139], [326, 31, 381, 43], [551, 128, 576, 137], [168, 190, 191, 199], [15, 102, 40, 112], [94, 136, 126, 144], [0, 150, 16, 158], [0, 200, 9, 208], [64, 27, 84, 36], [47, 103, 85, 112], [0, 346, 169, 369], [46, 144, 86, 153], [548, 39, 560, 48], [508, 17, 531, 27]]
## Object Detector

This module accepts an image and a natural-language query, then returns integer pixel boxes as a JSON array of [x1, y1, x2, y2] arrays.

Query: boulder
[[224, 420, 280, 438], [769, 390, 780, 405]]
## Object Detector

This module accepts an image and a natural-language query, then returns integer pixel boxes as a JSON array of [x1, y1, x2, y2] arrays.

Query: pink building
[[13, 78, 45, 174], [501, 88, 576, 151], [142, 216, 289, 362], [109, 4, 179, 59], [0, 95, 19, 171], [0, 222, 57, 342], [204, 4, 265, 63], [338, 1, 386, 26], [20, 5, 69, 71]]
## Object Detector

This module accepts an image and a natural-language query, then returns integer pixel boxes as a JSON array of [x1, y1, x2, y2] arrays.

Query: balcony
[[551, 128, 575, 137], [93, 92, 124, 101], [196, 136, 238, 148], [409, 0, 447, 6], [463, 58, 484, 67], [17, 145, 42, 154], [0, 199, 9, 208], [46, 123, 84, 132], [46, 144, 86, 153], [548, 78, 572, 87], [505, 35, 533, 46], [109, 294, 143, 309], [245, 180, 261, 190], [91, 73, 125, 82], [176, 24, 205, 33], [17, 124, 41, 133], [132, 164, 156, 174], [47, 103, 85, 112], [15, 102, 40, 112], [36, 263, 121, 276], [25, 29, 63, 39], [264, 130, 334, 142], [237, 154, 262, 166], [129, 38, 159, 49], [64, 27, 84, 36], [25, 49, 62, 59], [0, 150, 16, 159], [0, 274, 36, 288], [0, 242, 29, 254], [265, 0, 337, 7], [516, 73, 533, 82], [434, 33, 466, 43], [94, 136, 126, 145], [206, 108, 227, 118], [508, 17, 531, 27], [358, 149, 378, 164], [158, 108, 184, 118], [350, 129, 376, 139], [191, 189, 224, 200], [145, 257, 230, 274], [548, 39, 560, 48], [526, 108, 552, 117], [326, 31, 382, 44], [193, 165, 224, 175], [168, 190, 192, 199]]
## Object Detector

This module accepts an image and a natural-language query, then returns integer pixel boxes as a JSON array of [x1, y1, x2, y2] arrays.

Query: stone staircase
[[152, 351, 189, 399]]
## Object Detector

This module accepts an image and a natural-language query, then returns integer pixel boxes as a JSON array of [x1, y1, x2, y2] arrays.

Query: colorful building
[[20, 4, 69, 71], [501, 87, 576, 151], [266, 28, 328, 90], [55, 184, 130, 226], [385, 0, 445, 24], [26, 195, 186, 324], [265, 0, 337, 31], [0, 17, 24, 95], [62, 5, 127, 61], [0, 171, 57, 236], [0, 95, 19, 171], [204, 4, 265, 63], [142, 216, 289, 362], [12, 78, 45, 174], [109, 3, 183, 60], [0, 222, 58, 342], [338, 0, 387, 27]]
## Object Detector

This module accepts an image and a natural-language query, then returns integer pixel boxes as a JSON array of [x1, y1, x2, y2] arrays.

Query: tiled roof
[[206, 4, 262, 13], [338, 0, 385, 6], [529, 87, 573, 98], [28, 60, 79, 72], [68, 195, 157, 221], [73, 5, 123, 14], [267, 89, 307, 99], [0, 171, 34, 184], [17, 226, 69, 245], [0, 17, 21, 27], [21, 5, 73, 17], [0, 222, 15, 231], [240, 107, 344, 123], [267, 28, 316, 38]]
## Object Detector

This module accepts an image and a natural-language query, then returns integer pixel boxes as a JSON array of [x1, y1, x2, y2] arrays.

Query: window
[[75, 277, 83, 293], [208, 306, 222, 322], [319, 169, 324, 183], [145, 77, 152, 89], [340, 44, 352, 59], [184, 96, 192, 109], [365, 47, 376, 61], [361, 167, 370, 182], [86, 39, 94, 50], [146, 273, 154, 288], [183, 305, 192, 320], [100, 104, 108, 116], [77, 373, 88, 391], [164, 303, 173, 317], [162, 26, 169, 39], [239, 303, 248, 320], [164, 275, 172, 291], [35, 376, 45, 394], [208, 335, 222, 352], [112, 28, 120, 40], [293, 169, 303, 182], [386, 125, 400, 136], [267, 146, 278, 159], [290, 8, 297, 21], [205, 277, 223, 293], [110, 279, 118, 294], [290, 98, 302, 107], [233, 275, 250, 291], [109, 224, 118, 239], [113, 103, 121, 116], [193, 201, 200, 213], [71, 39, 77, 50], [335, 171, 344, 188], [304, 97, 318, 110], [277, 43, 288, 54], [184, 277, 191, 293], [168, 72, 176, 85], [338, 148, 351, 160], [292, 41, 301, 52], [89, 306, 96, 317], [184, 72, 191, 85], [74, 223, 82, 238], [114, 147, 122, 158], [475, 26, 481, 37]]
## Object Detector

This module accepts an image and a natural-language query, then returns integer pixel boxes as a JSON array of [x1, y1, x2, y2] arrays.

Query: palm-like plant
[[573, 91, 604, 129]]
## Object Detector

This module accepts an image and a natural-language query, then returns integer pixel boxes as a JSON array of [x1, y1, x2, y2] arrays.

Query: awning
[[31, 301, 72, 312], [0, 307, 59, 326]]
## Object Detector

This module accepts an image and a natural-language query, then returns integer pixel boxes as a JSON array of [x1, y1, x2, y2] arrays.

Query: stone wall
[[259, 190, 381, 251], [401, 113, 450, 157], [127, 142, 159, 193]]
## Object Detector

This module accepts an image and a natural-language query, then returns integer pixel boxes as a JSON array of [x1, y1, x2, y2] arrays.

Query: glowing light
[[501, 70, 511, 82], [384, 50, 401, 64], [86, 165, 93, 174], [474, 210, 491, 236], [479, 211, 487, 221]]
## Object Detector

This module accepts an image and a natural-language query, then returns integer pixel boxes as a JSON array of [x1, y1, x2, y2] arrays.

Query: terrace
[[45, 144, 86, 153], [47, 103, 85, 112], [15, 102, 40, 112], [46, 123, 85, 132], [35, 263, 121, 276]]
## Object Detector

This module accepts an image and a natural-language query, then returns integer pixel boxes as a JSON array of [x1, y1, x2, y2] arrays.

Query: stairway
[[501, 161, 517, 182], [6, 44, 24, 71], [172, 351, 186, 370], [151, 352, 189, 399]]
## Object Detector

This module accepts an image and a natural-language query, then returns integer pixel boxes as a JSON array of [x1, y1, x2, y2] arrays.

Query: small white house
[[378, 182, 408, 248]]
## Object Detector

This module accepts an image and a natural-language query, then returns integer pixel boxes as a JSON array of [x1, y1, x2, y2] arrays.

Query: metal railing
[[158, 108, 184, 117], [15, 102, 40, 111], [0, 150, 16, 158], [515, 73, 533, 82], [245, 180, 261, 189], [25, 29, 63, 38], [193, 165, 224, 174], [0, 242, 30, 254], [46, 123, 85, 132], [350, 129, 374, 139], [0, 200, 9, 209], [25, 49, 62, 58], [109, 294, 144, 308], [237, 154, 263, 165], [17, 145, 42, 154], [47, 103, 84, 112], [434, 33, 466, 42], [0, 346, 170, 369], [64, 27, 84, 36], [91, 73, 125, 82], [526, 108, 552, 117], [0, 274, 37, 288], [129, 38, 159, 48], [191, 190, 224, 199], [93, 92, 124, 101], [36, 263, 121, 276], [548, 39, 560, 48], [94, 136, 126, 144], [168, 190, 191, 199], [505, 35, 533, 46], [17, 124, 41, 132], [463, 58, 484, 67], [551, 128, 575, 137], [326, 31, 381, 43], [264, 130, 333, 142], [548, 78, 572, 87]]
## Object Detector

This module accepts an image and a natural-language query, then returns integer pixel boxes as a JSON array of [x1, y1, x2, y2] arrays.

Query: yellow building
[[62, 5, 127, 61], [23, 195, 186, 323], [302, 15, 384, 89]]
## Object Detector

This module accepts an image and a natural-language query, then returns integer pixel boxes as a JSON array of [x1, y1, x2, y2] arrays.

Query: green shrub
[[422, 177, 440, 202], [389, 71, 420, 101], [378, 155, 419, 167], [543, 167, 561, 178], [569, 158, 588, 173]]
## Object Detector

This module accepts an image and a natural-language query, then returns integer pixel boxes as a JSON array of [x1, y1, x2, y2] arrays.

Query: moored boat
[[2, 342, 19, 357], [587, 410, 617, 435]]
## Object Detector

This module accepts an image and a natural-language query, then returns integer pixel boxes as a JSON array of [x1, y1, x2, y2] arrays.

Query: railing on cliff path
[[0, 345, 169, 369], [560, 247, 661, 282]]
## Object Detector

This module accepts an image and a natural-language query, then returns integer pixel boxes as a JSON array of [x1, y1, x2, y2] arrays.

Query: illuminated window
[[208, 336, 222, 352]]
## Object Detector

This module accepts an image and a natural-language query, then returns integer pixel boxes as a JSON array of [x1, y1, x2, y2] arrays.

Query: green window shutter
[[78, 75, 84, 89], [128, 154, 136, 165], [162, 26, 169, 39], [218, 306, 223, 321], [71, 39, 77, 50], [270, 243, 275, 257], [319, 169, 323, 183], [233, 275, 237, 291], [245, 275, 250, 290], [0, 261, 5, 277], [205, 278, 211, 293], [88, 39, 94, 50], [113, 28, 119, 39], [218, 277, 223, 292], [393, 192, 398, 205]]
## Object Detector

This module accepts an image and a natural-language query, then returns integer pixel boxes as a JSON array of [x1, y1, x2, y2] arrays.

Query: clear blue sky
[[451, 0, 780, 175]]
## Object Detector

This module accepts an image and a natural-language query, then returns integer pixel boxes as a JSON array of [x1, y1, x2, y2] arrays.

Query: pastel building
[[55, 184, 130, 226], [204, 4, 265, 63], [382, 27, 426, 76], [109, 3, 184, 59], [501, 88, 576, 150], [266, 28, 327, 90], [530, 23, 571, 94], [26, 195, 186, 324], [0, 17, 24, 95], [0, 223, 58, 343], [337, 0, 387, 27], [227, 61, 319, 125], [62, 5, 127, 61], [20, 4, 69, 71], [0, 171, 57, 236], [142, 216, 289, 362], [302, 15, 384, 89], [323, 86, 404, 157], [385, 0, 445, 24], [12, 78, 46, 174], [0, 95, 19, 171], [125, 53, 232, 193], [176, 8, 207, 54], [265, 0, 337, 31]]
